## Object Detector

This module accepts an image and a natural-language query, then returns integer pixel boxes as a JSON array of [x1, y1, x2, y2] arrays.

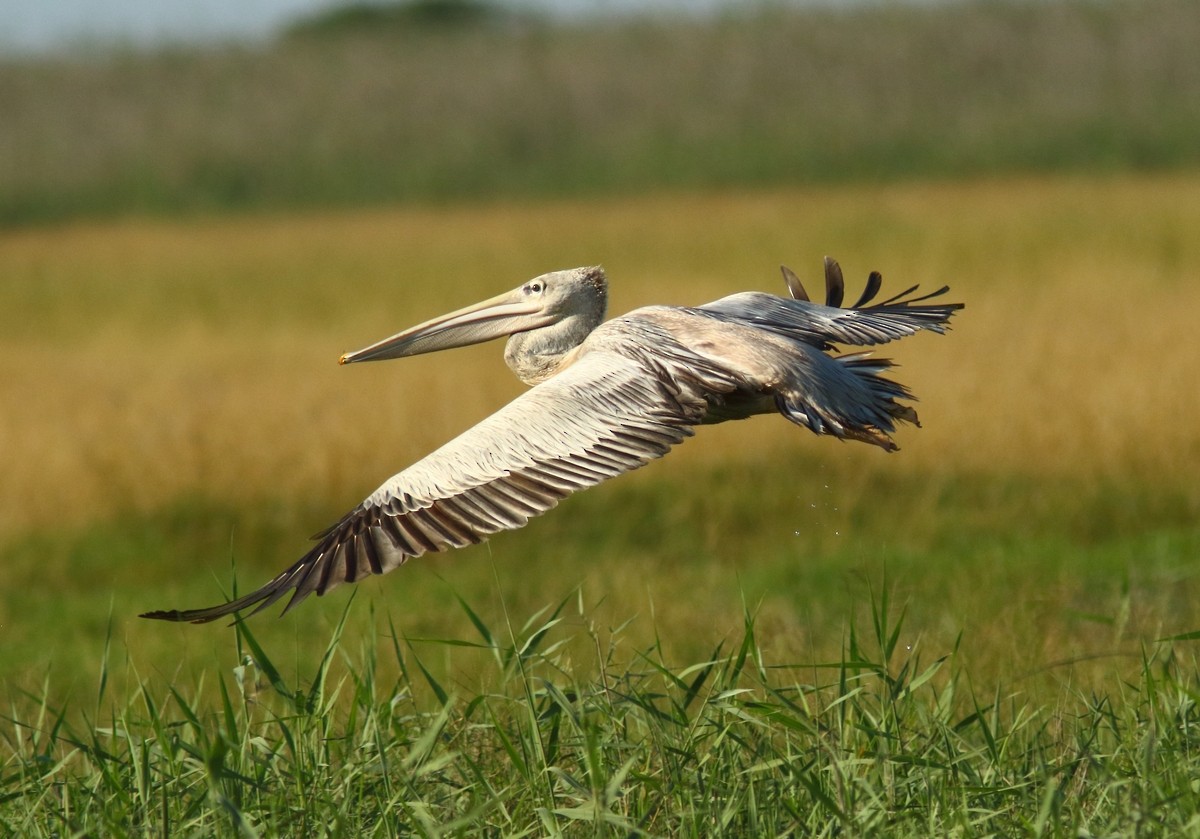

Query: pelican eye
[[524, 281, 545, 295]]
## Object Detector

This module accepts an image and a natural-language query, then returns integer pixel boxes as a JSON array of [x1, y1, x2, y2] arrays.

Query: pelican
[[142, 258, 962, 624]]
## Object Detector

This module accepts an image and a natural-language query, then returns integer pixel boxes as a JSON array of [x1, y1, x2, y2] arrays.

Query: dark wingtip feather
[[823, 256, 845, 308], [138, 564, 305, 624], [851, 270, 884, 308], [139, 606, 243, 625], [139, 609, 188, 622], [780, 264, 809, 301]]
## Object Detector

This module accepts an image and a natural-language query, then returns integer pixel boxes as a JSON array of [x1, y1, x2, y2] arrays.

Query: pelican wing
[[698, 283, 962, 348], [141, 347, 710, 624]]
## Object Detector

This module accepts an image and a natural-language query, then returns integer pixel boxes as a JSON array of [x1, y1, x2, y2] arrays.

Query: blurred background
[[5, 0, 1200, 223], [2, 0, 1198, 704]]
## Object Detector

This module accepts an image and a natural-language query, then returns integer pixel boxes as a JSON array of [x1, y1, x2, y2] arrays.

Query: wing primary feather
[[823, 257, 845, 308], [246, 576, 304, 618], [851, 270, 884, 308], [403, 508, 454, 548], [780, 264, 810, 301], [394, 513, 442, 554], [360, 529, 385, 576], [874, 283, 921, 307], [314, 539, 345, 595], [887, 284, 954, 305], [378, 514, 418, 555], [415, 505, 474, 547]]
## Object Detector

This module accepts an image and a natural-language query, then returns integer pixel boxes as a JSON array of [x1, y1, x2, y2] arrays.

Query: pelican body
[[143, 259, 962, 623]]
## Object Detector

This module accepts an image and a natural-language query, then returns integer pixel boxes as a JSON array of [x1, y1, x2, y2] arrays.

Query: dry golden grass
[[3, 173, 1198, 537], [2, 173, 1198, 703]]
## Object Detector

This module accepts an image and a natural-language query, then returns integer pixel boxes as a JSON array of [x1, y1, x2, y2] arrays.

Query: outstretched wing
[[141, 347, 712, 624], [698, 260, 962, 349]]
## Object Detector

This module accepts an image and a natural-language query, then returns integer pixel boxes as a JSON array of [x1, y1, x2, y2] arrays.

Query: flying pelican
[[142, 258, 962, 624]]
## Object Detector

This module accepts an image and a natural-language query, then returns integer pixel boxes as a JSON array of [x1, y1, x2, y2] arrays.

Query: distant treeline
[[3, 0, 1198, 225]]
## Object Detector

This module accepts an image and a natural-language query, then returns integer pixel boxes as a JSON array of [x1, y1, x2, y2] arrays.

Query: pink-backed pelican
[[142, 258, 962, 623]]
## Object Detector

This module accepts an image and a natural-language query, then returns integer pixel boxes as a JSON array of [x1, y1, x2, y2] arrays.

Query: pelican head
[[340, 266, 608, 385]]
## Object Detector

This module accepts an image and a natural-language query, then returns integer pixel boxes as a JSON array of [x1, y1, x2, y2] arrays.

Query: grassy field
[[4, 0, 1200, 224], [2, 171, 1200, 832]]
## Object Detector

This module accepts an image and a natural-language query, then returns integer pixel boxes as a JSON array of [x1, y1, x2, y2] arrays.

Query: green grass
[[4, 0, 1200, 224], [5, 586, 1200, 836], [3, 461, 1197, 694]]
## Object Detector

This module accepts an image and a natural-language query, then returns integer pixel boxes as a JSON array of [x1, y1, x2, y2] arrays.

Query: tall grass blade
[[233, 615, 292, 706], [405, 642, 449, 706], [305, 591, 354, 714]]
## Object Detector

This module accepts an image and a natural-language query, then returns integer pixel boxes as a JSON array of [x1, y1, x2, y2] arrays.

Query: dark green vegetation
[[3, 0, 1199, 224]]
